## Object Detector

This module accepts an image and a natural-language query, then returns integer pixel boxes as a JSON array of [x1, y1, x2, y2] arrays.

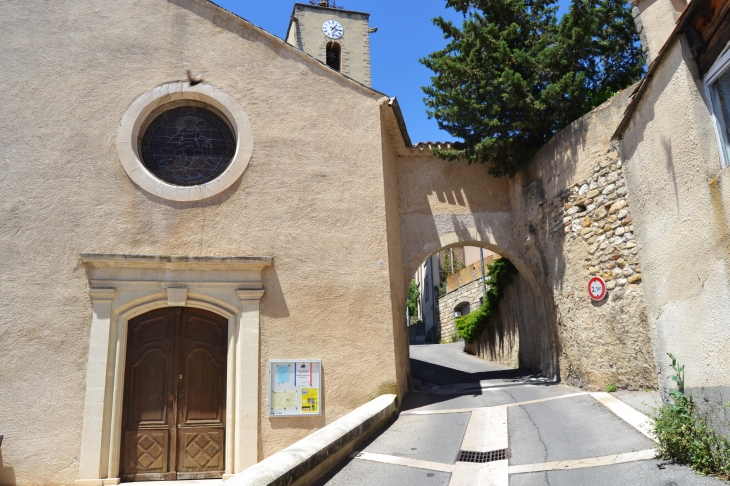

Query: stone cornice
[[81, 253, 273, 271]]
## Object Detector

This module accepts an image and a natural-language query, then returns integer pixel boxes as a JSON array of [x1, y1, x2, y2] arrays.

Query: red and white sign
[[588, 276, 607, 301]]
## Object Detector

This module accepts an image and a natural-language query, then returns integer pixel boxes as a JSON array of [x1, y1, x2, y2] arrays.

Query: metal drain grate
[[457, 448, 511, 463]]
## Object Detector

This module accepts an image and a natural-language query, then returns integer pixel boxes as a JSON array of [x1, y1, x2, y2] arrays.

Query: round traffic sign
[[588, 276, 607, 301]]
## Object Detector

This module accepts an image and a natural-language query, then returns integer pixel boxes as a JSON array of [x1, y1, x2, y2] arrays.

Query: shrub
[[653, 354, 730, 480], [454, 258, 516, 342]]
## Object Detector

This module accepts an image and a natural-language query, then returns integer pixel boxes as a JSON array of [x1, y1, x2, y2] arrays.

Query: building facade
[[2, 0, 729, 485]]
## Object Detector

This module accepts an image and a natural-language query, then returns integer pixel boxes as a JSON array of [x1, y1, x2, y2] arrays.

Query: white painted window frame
[[74, 254, 272, 486], [703, 47, 730, 169]]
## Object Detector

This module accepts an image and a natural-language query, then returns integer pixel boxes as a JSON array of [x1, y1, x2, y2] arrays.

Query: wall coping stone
[[226, 394, 397, 486]]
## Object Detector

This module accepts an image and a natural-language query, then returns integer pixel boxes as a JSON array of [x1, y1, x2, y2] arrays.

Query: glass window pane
[[711, 70, 730, 167], [139, 105, 236, 186]]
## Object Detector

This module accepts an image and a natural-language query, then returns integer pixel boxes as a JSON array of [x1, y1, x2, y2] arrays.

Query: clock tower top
[[286, 3, 374, 87]]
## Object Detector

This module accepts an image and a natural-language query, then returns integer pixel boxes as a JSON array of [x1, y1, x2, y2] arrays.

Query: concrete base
[[226, 394, 397, 486]]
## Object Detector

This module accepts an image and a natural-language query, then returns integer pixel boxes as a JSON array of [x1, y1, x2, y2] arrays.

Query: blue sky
[[215, 0, 571, 144]]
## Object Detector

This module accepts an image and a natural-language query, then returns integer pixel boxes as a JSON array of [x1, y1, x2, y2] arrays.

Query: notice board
[[268, 360, 322, 417]]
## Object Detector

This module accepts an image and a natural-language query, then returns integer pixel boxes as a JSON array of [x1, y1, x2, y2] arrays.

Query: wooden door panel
[[128, 349, 171, 424], [121, 307, 227, 481], [121, 429, 170, 477], [121, 308, 176, 481], [178, 309, 227, 478], [183, 349, 224, 422], [177, 428, 225, 474]]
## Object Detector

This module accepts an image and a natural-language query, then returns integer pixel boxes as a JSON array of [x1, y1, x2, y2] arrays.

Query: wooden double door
[[120, 307, 227, 481]]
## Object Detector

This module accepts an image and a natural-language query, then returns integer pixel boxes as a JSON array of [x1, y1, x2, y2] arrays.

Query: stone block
[[628, 274, 642, 283], [609, 199, 627, 214]]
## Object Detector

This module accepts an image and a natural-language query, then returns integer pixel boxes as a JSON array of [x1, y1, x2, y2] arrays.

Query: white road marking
[[449, 405, 509, 485], [590, 392, 657, 442], [349, 451, 453, 473], [461, 407, 508, 452], [449, 460, 508, 486], [508, 449, 656, 474], [402, 392, 589, 415], [352, 389, 657, 484]]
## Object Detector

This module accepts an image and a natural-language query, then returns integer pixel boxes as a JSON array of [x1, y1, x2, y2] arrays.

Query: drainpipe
[[480, 248, 487, 299]]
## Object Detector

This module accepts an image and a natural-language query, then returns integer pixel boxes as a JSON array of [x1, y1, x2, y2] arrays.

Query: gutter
[[388, 97, 413, 147]]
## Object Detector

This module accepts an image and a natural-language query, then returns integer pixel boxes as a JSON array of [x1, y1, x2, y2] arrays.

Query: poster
[[285, 391, 297, 409], [295, 362, 312, 387], [276, 364, 291, 384], [269, 360, 322, 417], [301, 388, 318, 413], [272, 391, 286, 410]]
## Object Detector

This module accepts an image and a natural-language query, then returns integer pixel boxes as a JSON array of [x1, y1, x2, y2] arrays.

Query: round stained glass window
[[139, 105, 236, 186]]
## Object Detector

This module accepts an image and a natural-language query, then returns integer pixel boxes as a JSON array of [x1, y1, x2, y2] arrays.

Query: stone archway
[[391, 150, 559, 381]]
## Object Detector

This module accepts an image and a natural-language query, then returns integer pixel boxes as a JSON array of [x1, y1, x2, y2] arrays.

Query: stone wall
[[509, 88, 658, 390], [436, 278, 484, 342], [543, 150, 657, 389], [464, 279, 520, 369]]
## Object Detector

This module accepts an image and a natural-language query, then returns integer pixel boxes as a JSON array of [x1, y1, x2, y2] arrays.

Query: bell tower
[[286, 2, 375, 86]]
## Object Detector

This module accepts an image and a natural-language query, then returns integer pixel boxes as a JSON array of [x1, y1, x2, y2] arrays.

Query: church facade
[[0, 2, 414, 483]]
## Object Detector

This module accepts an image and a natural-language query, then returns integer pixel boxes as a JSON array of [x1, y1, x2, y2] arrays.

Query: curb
[[225, 394, 398, 486]]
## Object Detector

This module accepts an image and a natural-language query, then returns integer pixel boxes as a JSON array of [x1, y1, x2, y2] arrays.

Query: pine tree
[[421, 0, 644, 176]]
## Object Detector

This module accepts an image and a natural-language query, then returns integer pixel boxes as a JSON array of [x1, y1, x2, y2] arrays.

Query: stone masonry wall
[[507, 89, 658, 389], [554, 156, 642, 299], [436, 278, 483, 342], [543, 149, 658, 389]]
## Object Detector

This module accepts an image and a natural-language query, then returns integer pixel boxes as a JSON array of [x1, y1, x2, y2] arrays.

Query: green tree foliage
[[407, 278, 420, 317], [455, 258, 516, 341], [421, 0, 645, 176]]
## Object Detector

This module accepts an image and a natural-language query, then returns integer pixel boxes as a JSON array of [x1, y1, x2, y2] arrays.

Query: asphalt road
[[315, 342, 725, 486]]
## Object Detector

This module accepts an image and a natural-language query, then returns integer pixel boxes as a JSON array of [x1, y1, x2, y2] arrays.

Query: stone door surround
[[75, 254, 272, 486]]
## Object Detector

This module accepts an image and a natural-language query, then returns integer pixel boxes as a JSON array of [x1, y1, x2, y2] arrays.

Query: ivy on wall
[[455, 258, 517, 342]]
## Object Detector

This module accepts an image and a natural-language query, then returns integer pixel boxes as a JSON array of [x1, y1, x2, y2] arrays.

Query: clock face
[[322, 20, 344, 39]]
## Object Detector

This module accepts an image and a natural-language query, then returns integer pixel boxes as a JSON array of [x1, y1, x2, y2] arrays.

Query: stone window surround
[[116, 82, 254, 202], [75, 254, 272, 486], [704, 46, 730, 170]]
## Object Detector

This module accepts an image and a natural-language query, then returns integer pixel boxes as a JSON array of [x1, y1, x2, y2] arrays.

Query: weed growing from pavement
[[652, 353, 730, 481], [605, 382, 617, 393]]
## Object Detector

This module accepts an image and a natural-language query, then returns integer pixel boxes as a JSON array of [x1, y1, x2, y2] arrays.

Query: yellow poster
[[301, 387, 319, 413], [272, 391, 286, 410]]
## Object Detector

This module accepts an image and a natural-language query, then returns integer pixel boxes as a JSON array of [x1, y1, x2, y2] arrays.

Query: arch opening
[[326, 42, 341, 71], [407, 245, 520, 370]]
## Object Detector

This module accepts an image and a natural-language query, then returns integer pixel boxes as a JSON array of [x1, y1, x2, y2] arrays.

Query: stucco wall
[[0, 1, 398, 484], [619, 36, 730, 423]]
